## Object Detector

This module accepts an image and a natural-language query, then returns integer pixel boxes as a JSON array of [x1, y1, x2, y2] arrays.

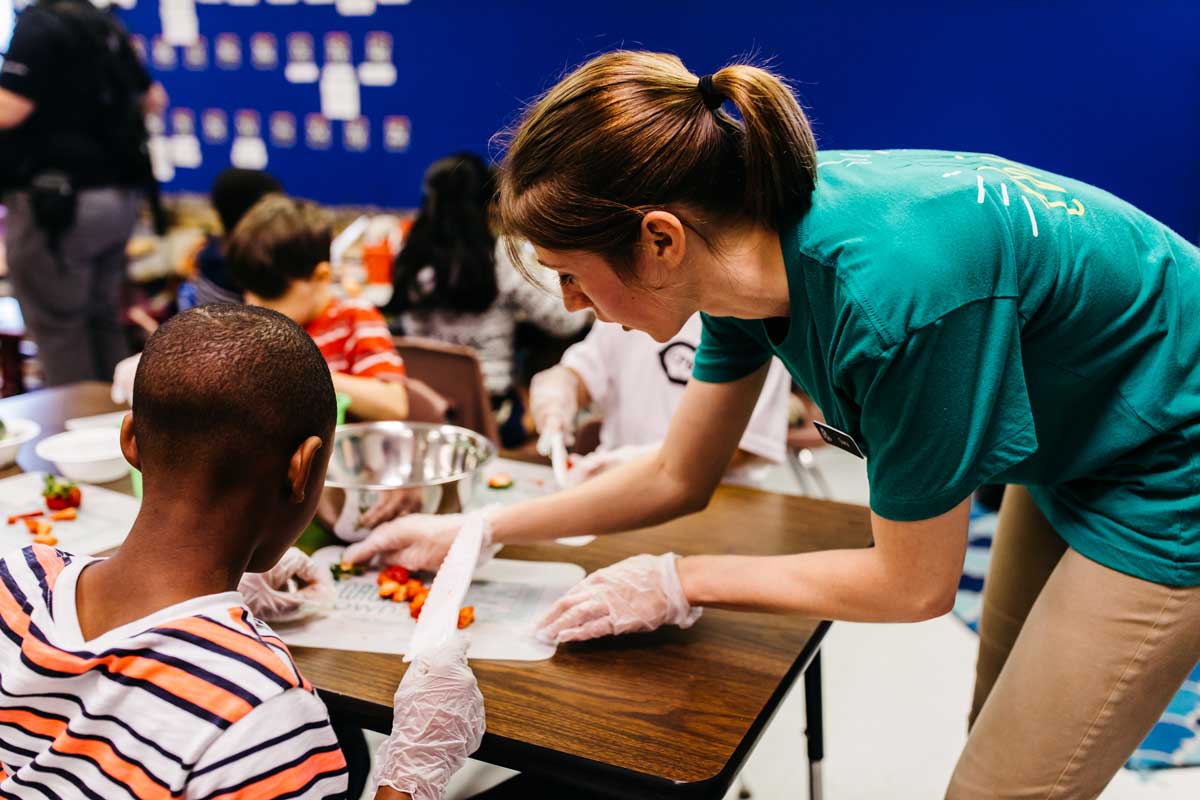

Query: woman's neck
[[695, 226, 791, 321]]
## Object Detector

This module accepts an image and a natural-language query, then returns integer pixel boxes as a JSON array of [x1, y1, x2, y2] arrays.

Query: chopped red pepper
[[409, 590, 429, 619]]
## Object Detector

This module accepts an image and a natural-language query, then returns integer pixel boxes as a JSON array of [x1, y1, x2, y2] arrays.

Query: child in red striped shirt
[[227, 194, 410, 422]]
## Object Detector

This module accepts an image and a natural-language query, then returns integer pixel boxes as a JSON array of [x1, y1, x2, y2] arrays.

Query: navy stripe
[[0, 612, 25, 649], [189, 719, 329, 780], [9, 771, 58, 800], [193, 742, 343, 800], [0, 673, 192, 769], [0, 736, 41, 761], [273, 767, 350, 800], [14, 760, 107, 800], [16, 649, 232, 730], [151, 629, 294, 692], [19, 552, 52, 619], [46, 746, 146, 800], [53, 727, 174, 794], [0, 563, 33, 615]]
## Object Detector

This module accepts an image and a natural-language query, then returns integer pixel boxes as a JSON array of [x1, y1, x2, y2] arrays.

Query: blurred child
[[389, 152, 588, 446], [0, 305, 483, 799], [179, 167, 284, 309], [228, 194, 410, 422], [531, 315, 792, 485]]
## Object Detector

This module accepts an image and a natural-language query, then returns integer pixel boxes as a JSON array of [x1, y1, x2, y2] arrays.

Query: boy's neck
[[74, 487, 265, 641]]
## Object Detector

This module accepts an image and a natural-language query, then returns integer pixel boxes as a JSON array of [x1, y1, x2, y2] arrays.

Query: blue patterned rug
[[954, 504, 1200, 771]]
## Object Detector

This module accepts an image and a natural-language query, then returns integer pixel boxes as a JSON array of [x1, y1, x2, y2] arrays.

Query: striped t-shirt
[[306, 297, 407, 381], [0, 546, 348, 799]]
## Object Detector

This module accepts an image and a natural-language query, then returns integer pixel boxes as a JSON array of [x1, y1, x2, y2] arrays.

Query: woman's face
[[533, 245, 695, 343]]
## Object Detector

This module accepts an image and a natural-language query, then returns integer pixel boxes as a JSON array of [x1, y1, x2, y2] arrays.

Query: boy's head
[[124, 304, 336, 571], [210, 168, 283, 236], [226, 195, 334, 324]]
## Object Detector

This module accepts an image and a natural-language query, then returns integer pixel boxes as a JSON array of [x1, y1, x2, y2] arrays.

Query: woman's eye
[[559, 273, 576, 287]]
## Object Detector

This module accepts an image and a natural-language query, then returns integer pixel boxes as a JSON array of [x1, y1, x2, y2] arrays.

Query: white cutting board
[[0, 472, 139, 556], [276, 546, 585, 661]]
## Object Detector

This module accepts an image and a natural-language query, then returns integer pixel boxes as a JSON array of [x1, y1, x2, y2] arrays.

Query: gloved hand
[[342, 512, 496, 573], [530, 367, 579, 456], [564, 443, 659, 487], [536, 553, 702, 644], [375, 635, 485, 800], [239, 548, 335, 623], [334, 489, 427, 542], [110, 353, 142, 405]]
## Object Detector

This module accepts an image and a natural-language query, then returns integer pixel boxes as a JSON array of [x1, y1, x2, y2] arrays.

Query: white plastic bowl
[[0, 418, 41, 469], [35, 428, 128, 483]]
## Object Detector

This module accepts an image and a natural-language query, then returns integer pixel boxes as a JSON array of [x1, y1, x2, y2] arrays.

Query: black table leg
[[804, 651, 824, 800]]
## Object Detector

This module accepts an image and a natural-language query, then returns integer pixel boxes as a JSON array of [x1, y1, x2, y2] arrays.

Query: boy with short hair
[[0, 305, 482, 798], [227, 194, 410, 422]]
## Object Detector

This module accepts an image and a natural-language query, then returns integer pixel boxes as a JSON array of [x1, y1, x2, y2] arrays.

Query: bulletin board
[[106, 0, 1200, 237]]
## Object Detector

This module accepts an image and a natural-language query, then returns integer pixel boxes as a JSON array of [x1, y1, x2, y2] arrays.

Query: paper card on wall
[[285, 33, 319, 83], [231, 111, 268, 169], [323, 32, 352, 64], [343, 117, 370, 152], [250, 33, 278, 70], [269, 112, 297, 148], [148, 134, 175, 182], [304, 114, 333, 150], [151, 36, 178, 70], [320, 62, 360, 121], [183, 37, 207, 70], [170, 109, 202, 169], [159, 0, 198, 46], [215, 33, 242, 70], [335, 0, 375, 15], [201, 109, 228, 144], [382, 115, 410, 153], [357, 31, 396, 86]]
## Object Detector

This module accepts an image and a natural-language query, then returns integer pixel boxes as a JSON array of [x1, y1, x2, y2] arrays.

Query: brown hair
[[226, 194, 333, 300], [496, 50, 818, 279]]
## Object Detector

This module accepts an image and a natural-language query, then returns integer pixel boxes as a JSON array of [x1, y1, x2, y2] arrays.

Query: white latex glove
[[564, 443, 659, 487], [238, 548, 335, 623], [110, 353, 142, 405], [530, 366, 579, 456], [536, 553, 702, 644], [375, 635, 485, 800], [335, 489, 427, 542], [342, 511, 497, 573]]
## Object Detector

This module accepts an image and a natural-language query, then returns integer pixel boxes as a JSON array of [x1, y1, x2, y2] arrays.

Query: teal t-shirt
[[693, 150, 1200, 586]]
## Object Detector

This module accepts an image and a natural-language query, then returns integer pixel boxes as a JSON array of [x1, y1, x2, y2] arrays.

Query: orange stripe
[[208, 749, 346, 800], [226, 610, 311, 691], [21, 637, 250, 723], [0, 707, 68, 739], [0, 581, 31, 639], [54, 732, 175, 799], [31, 545, 67, 590], [156, 617, 300, 688]]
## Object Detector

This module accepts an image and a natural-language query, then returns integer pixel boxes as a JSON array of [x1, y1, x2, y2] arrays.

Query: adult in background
[[0, 0, 165, 385]]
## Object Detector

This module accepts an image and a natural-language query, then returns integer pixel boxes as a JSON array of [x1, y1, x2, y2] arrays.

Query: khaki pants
[[947, 486, 1200, 799]]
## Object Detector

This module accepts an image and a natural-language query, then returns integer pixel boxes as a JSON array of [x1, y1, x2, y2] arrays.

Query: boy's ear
[[119, 413, 141, 470], [287, 436, 325, 503], [312, 261, 333, 283]]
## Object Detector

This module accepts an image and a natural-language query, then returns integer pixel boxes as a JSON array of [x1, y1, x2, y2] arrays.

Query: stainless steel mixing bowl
[[324, 421, 496, 514]]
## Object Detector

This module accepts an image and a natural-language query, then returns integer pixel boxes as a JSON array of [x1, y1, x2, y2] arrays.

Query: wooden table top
[[0, 382, 874, 799]]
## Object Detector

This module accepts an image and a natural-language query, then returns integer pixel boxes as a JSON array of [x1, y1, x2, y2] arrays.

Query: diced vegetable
[[330, 561, 364, 581], [43, 476, 82, 511], [7, 510, 43, 525], [457, 606, 475, 629], [49, 508, 77, 522], [487, 473, 513, 489], [409, 589, 429, 619]]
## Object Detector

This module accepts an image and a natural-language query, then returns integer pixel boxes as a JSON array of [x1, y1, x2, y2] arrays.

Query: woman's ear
[[640, 211, 687, 265]]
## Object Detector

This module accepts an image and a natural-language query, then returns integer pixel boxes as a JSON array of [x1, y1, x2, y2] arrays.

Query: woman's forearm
[[490, 451, 704, 545], [676, 549, 956, 623]]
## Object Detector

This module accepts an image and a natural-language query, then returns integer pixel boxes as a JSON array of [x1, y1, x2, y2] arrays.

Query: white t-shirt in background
[[560, 315, 791, 473]]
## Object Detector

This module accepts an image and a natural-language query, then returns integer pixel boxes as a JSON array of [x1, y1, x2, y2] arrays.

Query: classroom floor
[[366, 448, 1200, 798]]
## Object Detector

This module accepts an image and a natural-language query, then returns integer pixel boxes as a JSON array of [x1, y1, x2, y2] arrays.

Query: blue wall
[[120, 1, 1200, 238]]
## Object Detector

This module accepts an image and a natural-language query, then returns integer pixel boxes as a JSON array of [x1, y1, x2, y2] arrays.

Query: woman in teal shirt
[[347, 51, 1200, 797]]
